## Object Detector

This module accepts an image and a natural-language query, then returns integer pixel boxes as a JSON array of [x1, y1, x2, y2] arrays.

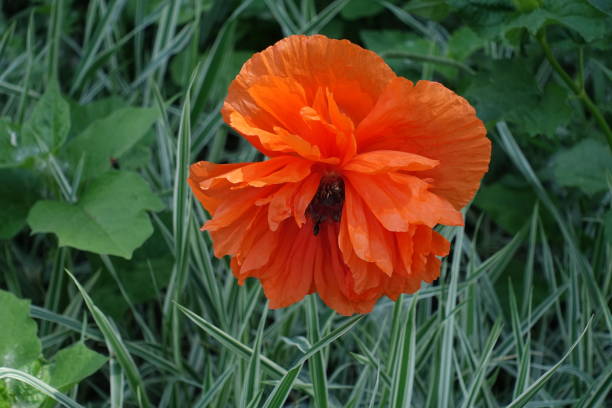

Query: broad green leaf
[[517, 83, 572, 138], [64, 107, 158, 180], [118, 144, 152, 171], [467, 59, 539, 123], [0, 290, 41, 369], [505, 0, 608, 42], [447, 26, 484, 61], [474, 176, 539, 234], [0, 169, 39, 239], [512, 0, 541, 12], [447, 0, 515, 39], [340, 0, 384, 20], [551, 139, 612, 195], [69, 97, 129, 136], [21, 80, 70, 153], [407, 0, 451, 21], [451, 0, 607, 41], [49, 343, 107, 390], [28, 171, 164, 259]]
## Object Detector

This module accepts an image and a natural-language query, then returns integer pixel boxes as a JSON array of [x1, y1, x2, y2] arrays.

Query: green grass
[[1, 0, 611, 407]]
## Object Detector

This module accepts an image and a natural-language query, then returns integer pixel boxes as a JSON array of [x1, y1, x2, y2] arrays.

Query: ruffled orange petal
[[356, 78, 490, 209], [188, 162, 245, 213], [257, 221, 317, 308], [344, 172, 463, 230], [342, 182, 394, 276], [343, 150, 439, 174], [204, 186, 276, 232], [314, 223, 378, 315], [265, 172, 320, 231], [338, 210, 387, 295], [223, 35, 396, 160], [383, 227, 450, 300], [228, 112, 324, 161], [338, 184, 454, 302], [199, 156, 312, 189]]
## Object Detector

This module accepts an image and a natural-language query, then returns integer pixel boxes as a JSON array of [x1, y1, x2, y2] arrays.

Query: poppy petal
[[314, 223, 378, 315], [197, 156, 313, 190], [223, 35, 396, 152], [228, 112, 324, 161], [356, 78, 490, 209], [345, 172, 463, 230], [266, 172, 321, 231], [342, 182, 394, 276], [343, 150, 439, 174], [259, 221, 317, 308]]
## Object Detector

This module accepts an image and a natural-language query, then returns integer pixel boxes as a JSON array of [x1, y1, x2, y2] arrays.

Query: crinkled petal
[[198, 156, 313, 189], [356, 78, 490, 209], [259, 221, 317, 309], [228, 112, 324, 161], [342, 182, 394, 276], [343, 150, 439, 174], [314, 223, 378, 315], [292, 172, 322, 227], [345, 172, 463, 230], [223, 35, 396, 159], [338, 206, 387, 295], [188, 162, 245, 213], [265, 171, 319, 230], [204, 186, 276, 231], [225, 34, 396, 124]]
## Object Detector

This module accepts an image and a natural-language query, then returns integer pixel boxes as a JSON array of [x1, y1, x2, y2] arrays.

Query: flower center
[[306, 174, 345, 236]]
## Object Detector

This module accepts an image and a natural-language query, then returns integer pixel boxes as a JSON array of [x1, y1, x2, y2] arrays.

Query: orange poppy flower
[[189, 35, 490, 315]]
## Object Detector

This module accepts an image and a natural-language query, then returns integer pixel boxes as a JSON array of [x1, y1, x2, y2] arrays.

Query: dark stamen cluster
[[306, 175, 345, 236]]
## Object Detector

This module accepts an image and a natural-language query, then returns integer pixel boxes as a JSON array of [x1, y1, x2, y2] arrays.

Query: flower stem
[[536, 28, 612, 151]]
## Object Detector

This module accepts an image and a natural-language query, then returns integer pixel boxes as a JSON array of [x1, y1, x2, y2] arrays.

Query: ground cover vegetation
[[0, 0, 611, 407]]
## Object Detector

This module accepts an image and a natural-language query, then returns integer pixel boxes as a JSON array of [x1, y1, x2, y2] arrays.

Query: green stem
[[536, 29, 612, 151]]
